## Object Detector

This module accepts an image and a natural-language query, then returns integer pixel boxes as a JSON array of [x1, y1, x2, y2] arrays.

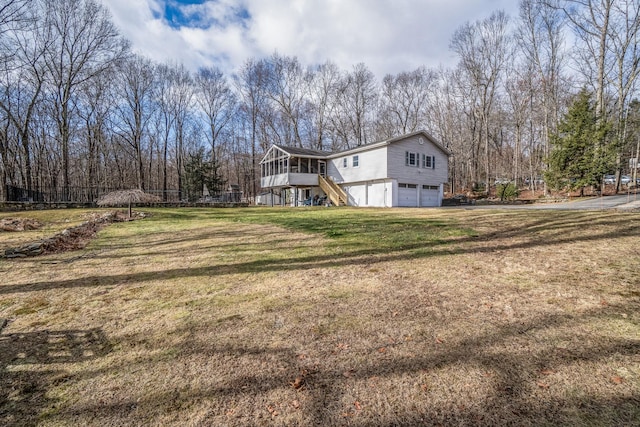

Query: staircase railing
[[318, 175, 348, 206]]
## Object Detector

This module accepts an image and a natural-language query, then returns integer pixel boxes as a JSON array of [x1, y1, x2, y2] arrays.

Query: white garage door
[[420, 185, 440, 207], [398, 183, 418, 207]]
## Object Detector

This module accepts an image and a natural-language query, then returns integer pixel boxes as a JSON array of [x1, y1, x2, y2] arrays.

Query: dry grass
[[0, 207, 639, 426]]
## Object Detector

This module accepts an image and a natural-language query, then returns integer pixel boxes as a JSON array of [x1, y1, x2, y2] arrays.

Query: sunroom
[[260, 145, 330, 188]]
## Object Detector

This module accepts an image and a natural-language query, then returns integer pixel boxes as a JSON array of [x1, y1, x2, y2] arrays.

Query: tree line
[[1, 0, 639, 202]]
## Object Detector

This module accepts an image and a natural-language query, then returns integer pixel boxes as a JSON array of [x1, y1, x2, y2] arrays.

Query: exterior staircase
[[318, 175, 348, 206]]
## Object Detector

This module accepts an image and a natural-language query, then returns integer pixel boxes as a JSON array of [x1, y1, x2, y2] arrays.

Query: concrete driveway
[[455, 193, 640, 211]]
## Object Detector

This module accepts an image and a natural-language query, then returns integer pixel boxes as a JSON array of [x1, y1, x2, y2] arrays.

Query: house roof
[[273, 145, 331, 158], [329, 130, 452, 158], [261, 130, 451, 162]]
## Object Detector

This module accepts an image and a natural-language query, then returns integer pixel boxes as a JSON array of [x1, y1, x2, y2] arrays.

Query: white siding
[[344, 184, 366, 206], [341, 180, 391, 207], [367, 181, 389, 207], [328, 147, 388, 184], [256, 192, 282, 206], [261, 173, 318, 188]]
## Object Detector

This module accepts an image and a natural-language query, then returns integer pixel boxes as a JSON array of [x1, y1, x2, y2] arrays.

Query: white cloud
[[103, 0, 521, 78]]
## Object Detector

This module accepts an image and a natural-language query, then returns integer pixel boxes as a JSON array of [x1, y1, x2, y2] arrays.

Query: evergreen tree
[[183, 147, 225, 202], [545, 89, 612, 195]]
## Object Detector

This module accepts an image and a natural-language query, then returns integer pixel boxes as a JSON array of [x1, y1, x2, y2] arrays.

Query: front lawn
[[1, 207, 638, 426]]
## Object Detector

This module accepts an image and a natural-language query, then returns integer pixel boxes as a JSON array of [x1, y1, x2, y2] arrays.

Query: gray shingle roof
[[274, 145, 331, 157]]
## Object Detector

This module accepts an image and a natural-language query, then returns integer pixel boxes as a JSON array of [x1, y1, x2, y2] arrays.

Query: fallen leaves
[[611, 376, 624, 384], [342, 370, 355, 378], [290, 369, 312, 390], [0, 218, 42, 232], [341, 401, 363, 417], [266, 404, 279, 417], [291, 376, 305, 390], [335, 342, 350, 351]]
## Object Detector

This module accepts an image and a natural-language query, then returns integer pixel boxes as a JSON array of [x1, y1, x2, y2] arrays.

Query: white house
[[259, 130, 451, 207]]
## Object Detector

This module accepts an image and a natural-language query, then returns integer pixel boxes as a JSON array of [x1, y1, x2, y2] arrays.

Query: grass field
[[1, 207, 639, 426]]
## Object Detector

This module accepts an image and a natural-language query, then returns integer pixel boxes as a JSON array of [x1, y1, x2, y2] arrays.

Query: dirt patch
[[1, 210, 145, 258], [0, 218, 42, 232]]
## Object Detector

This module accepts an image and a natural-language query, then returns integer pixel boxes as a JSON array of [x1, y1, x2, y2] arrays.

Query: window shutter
[[432, 156, 436, 169]]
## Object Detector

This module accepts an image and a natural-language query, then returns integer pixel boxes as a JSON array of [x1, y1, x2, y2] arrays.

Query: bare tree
[[553, 0, 613, 121], [234, 58, 269, 200], [262, 53, 308, 147], [194, 66, 236, 167], [307, 61, 340, 150], [167, 63, 193, 201], [332, 63, 377, 148], [378, 66, 436, 138], [41, 0, 128, 200], [451, 10, 512, 192], [608, 0, 640, 189], [519, 0, 568, 192], [113, 55, 155, 191], [75, 66, 116, 200], [0, 0, 29, 41], [0, 3, 49, 194], [153, 63, 176, 201]]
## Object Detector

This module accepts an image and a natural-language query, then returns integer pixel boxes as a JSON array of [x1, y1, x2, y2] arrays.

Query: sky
[[103, 0, 522, 79]]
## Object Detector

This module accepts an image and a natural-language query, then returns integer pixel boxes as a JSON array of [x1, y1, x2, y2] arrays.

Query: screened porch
[[260, 145, 328, 188]]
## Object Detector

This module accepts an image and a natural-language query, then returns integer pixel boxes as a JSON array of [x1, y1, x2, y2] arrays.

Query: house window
[[343, 157, 348, 168], [405, 151, 418, 167], [422, 154, 436, 169], [353, 155, 359, 167], [423, 185, 439, 190], [399, 183, 417, 188]]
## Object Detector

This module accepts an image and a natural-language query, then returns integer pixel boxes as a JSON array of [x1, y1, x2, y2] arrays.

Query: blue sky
[[161, 0, 207, 28], [157, 0, 251, 29], [104, 0, 522, 78]]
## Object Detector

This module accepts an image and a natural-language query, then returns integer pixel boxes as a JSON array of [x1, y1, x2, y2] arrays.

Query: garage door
[[398, 183, 418, 207], [420, 185, 440, 207]]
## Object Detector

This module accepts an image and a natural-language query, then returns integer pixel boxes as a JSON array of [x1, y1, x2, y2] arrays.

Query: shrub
[[497, 182, 519, 201]]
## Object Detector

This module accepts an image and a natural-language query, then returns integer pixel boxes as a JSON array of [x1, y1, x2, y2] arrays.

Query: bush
[[497, 182, 519, 201], [472, 182, 486, 194]]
